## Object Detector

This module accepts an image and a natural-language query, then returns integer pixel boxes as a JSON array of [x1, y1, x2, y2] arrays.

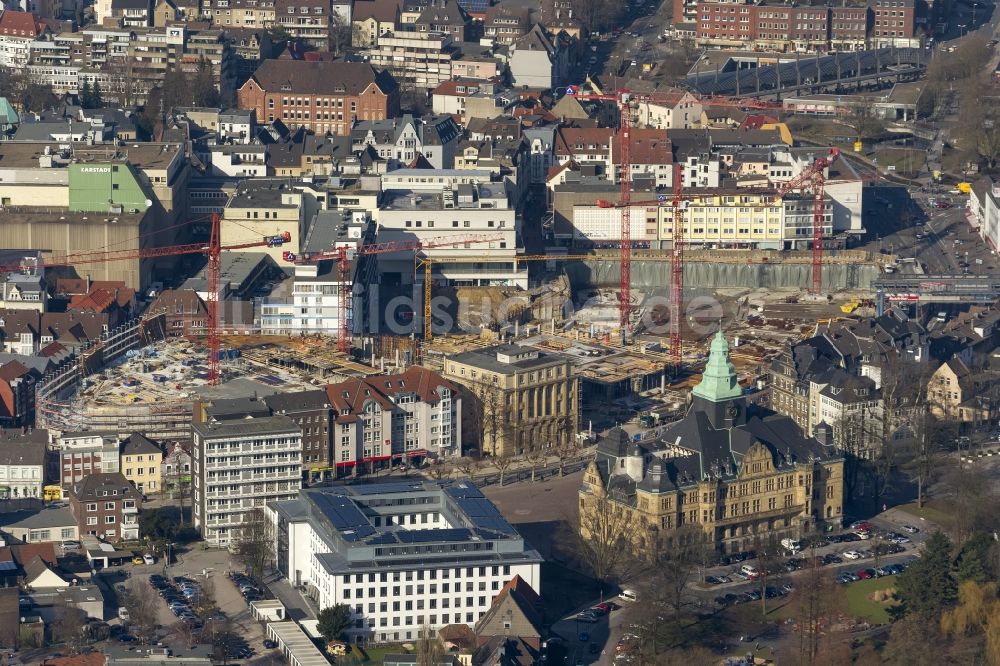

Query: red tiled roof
[[39, 341, 67, 357], [546, 160, 578, 181], [0, 360, 30, 382], [0, 10, 44, 38], [325, 367, 460, 424], [612, 128, 672, 164], [45, 652, 105, 666], [554, 127, 614, 157]]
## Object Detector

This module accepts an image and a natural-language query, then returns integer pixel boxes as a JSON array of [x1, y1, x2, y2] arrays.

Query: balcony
[[122, 506, 138, 515]]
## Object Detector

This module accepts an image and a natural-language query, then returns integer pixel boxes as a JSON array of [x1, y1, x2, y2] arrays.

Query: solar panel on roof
[[457, 0, 489, 12], [351, 482, 425, 495], [397, 528, 472, 543], [312, 492, 373, 539]]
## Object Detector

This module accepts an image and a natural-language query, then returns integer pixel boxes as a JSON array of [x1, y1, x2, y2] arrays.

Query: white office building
[[268, 481, 542, 643], [192, 416, 302, 548]]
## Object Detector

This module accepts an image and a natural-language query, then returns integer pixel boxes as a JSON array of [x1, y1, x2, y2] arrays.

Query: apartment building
[[237, 60, 400, 135], [870, 0, 915, 47], [0, 359, 37, 428], [324, 366, 464, 470], [694, 0, 910, 51], [263, 389, 333, 478], [274, 0, 335, 49], [68, 472, 143, 541], [366, 30, 457, 91], [192, 415, 302, 548], [259, 260, 344, 336], [0, 10, 46, 69], [443, 345, 578, 457], [267, 482, 542, 642], [201, 0, 276, 28], [414, 0, 469, 41], [483, 4, 530, 44], [580, 332, 844, 558], [375, 169, 527, 291], [58, 431, 121, 488]]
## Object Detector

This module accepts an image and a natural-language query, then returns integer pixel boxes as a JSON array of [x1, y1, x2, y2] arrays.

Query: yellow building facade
[[580, 332, 844, 557]]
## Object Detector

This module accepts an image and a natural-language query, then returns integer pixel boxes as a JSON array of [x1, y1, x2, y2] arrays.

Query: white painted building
[[0, 436, 46, 499], [259, 260, 345, 336], [192, 416, 302, 548], [268, 481, 542, 643]]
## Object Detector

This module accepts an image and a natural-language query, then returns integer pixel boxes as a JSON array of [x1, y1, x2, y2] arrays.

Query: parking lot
[[105, 548, 271, 657]]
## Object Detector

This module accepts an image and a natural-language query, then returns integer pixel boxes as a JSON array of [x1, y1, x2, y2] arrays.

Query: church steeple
[[692, 330, 743, 403]]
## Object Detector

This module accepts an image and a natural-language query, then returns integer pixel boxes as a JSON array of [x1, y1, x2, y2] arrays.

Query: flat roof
[[192, 414, 298, 438], [267, 621, 331, 666]]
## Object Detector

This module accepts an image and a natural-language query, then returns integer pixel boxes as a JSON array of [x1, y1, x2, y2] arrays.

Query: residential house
[[0, 504, 79, 544], [0, 359, 37, 427], [472, 575, 544, 663], [0, 429, 47, 499], [121, 433, 163, 494], [68, 472, 143, 541], [237, 59, 400, 135], [350, 114, 461, 170], [413, 0, 469, 41], [352, 0, 400, 47], [161, 441, 191, 497], [507, 24, 569, 90]]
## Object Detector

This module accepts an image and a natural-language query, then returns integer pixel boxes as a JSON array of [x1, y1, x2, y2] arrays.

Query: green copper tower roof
[[692, 330, 743, 403]]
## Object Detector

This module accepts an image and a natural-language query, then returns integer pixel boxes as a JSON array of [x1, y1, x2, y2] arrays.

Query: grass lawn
[[873, 148, 925, 176], [896, 501, 950, 527], [358, 645, 410, 664], [844, 577, 897, 624]]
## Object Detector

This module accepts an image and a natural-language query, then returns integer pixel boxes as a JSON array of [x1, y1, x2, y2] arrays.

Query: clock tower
[[690, 330, 747, 429]]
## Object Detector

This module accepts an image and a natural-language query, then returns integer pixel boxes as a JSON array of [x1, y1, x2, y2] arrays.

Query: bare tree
[[328, 12, 352, 56], [454, 456, 482, 479], [490, 452, 515, 487], [473, 379, 507, 458], [424, 461, 452, 481], [574, 490, 641, 582], [193, 577, 217, 617], [52, 600, 87, 654], [414, 626, 445, 666], [233, 508, 275, 582], [525, 449, 545, 483], [123, 577, 160, 645]]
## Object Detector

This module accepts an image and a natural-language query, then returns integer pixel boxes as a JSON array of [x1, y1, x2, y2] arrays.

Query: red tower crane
[[1, 213, 291, 385], [566, 85, 784, 338], [775, 148, 840, 294], [283, 233, 505, 353]]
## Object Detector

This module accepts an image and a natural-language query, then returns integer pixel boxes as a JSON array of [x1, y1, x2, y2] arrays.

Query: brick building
[[237, 60, 400, 135], [68, 472, 143, 541], [695, 0, 913, 51], [263, 389, 333, 479]]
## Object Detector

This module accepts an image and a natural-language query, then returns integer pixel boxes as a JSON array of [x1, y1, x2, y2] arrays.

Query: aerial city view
[[0, 0, 999, 663]]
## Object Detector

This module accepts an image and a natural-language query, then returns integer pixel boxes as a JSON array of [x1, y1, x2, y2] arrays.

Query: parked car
[[856, 569, 873, 580], [263, 640, 278, 650], [841, 533, 862, 543], [143, 554, 155, 565], [902, 525, 920, 534], [705, 575, 726, 585], [843, 550, 863, 560]]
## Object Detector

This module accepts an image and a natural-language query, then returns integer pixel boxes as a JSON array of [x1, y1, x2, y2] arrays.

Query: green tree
[[893, 531, 957, 620], [267, 24, 292, 45], [956, 532, 994, 584], [91, 81, 105, 109], [79, 79, 93, 108], [316, 604, 352, 642]]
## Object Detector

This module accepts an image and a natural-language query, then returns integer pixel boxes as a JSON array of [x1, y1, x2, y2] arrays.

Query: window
[[87, 517, 98, 525], [105, 515, 116, 524], [86, 503, 97, 512]]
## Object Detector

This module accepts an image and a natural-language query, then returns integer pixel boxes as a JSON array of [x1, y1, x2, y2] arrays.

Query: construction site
[[37, 336, 385, 441]]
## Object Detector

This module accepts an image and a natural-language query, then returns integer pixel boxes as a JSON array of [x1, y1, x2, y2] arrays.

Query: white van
[[620, 589, 637, 602], [118, 607, 130, 621], [781, 538, 802, 553], [740, 564, 760, 578]]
